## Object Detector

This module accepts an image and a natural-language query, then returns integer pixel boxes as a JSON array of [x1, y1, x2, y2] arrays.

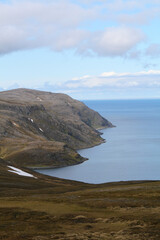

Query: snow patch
[[28, 118, 34, 123], [8, 166, 37, 178], [39, 128, 44, 132], [37, 97, 42, 101]]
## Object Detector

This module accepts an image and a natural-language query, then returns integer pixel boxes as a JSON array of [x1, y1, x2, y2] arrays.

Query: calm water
[[37, 100, 160, 183]]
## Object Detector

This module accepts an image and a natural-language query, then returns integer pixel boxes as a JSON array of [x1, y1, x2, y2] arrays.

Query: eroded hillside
[[0, 88, 113, 168]]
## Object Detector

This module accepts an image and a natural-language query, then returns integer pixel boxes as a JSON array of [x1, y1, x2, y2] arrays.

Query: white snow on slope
[[37, 97, 42, 101], [28, 118, 34, 123], [8, 166, 37, 178], [39, 128, 44, 132]]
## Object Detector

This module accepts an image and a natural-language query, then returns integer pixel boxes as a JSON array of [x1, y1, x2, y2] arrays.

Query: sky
[[0, 0, 160, 99]]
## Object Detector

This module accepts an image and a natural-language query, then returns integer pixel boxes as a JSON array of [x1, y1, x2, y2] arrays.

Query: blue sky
[[0, 0, 160, 99]]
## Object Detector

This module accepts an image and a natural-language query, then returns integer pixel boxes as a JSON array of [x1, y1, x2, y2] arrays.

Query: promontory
[[0, 88, 113, 168]]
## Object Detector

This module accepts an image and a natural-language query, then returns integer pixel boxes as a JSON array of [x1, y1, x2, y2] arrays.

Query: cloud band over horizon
[[1, 70, 160, 100]]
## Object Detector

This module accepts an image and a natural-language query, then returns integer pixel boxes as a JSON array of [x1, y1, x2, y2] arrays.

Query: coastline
[[31, 158, 88, 170], [32, 128, 108, 171]]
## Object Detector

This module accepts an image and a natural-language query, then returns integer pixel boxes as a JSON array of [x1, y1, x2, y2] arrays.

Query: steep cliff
[[0, 88, 113, 168]]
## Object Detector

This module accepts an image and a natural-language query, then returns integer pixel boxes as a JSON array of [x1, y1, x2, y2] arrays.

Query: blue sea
[[37, 99, 160, 183]]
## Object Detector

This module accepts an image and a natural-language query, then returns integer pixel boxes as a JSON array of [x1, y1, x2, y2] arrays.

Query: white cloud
[[118, 9, 160, 25], [65, 70, 160, 88], [88, 27, 145, 56], [106, 0, 142, 11], [106, 0, 160, 12], [0, 1, 95, 27], [0, 0, 97, 54], [2, 70, 160, 99], [50, 29, 89, 51], [0, 25, 35, 54], [0, 0, 159, 57], [0, 0, 146, 56]]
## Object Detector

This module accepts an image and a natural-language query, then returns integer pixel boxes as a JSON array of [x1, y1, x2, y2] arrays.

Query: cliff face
[[0, 88, 113, 168]]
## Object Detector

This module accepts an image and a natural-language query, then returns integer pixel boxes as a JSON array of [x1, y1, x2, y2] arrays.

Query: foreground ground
[[0, 160, 160, 240]]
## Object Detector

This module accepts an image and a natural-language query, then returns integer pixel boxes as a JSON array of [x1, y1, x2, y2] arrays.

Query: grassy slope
[[0, 162, 160, 240]]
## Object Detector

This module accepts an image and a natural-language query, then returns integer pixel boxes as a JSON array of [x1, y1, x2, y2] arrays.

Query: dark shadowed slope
[[0, 88, 113, 168]]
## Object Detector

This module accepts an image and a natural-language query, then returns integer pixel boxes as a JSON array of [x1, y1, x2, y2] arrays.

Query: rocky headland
[[0, 88, 113, 168]]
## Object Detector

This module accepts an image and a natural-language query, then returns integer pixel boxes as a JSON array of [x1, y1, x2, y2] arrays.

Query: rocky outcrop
[[0, 88, 113, 168]]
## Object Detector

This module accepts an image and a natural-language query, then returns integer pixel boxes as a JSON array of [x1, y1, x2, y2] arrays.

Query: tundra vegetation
[[0, 89, 159, 240]]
